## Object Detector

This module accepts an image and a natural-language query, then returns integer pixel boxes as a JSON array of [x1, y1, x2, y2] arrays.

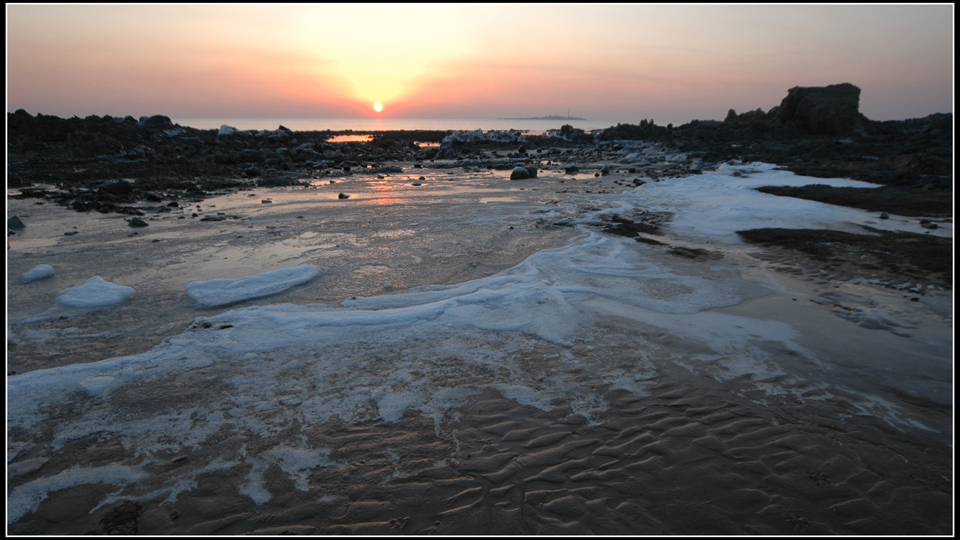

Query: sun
[[373, 102, 383, 113]]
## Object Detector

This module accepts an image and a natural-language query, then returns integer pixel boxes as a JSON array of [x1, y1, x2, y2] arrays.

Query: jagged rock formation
[[770, 83, 863, 135]]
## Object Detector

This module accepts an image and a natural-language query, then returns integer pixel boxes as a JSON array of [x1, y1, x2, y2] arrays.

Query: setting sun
[[373, 102, 383, 113]]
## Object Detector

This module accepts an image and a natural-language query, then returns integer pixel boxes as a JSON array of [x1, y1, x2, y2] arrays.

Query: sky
[[5, 4, 954, 123]]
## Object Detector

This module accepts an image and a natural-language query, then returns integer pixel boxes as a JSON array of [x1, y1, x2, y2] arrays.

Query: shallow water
[[6, 161, 953, 531]]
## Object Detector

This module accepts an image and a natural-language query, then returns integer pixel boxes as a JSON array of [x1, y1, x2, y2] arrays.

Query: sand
[[6, 160, 953, 535], [8, 374, 952, 535]]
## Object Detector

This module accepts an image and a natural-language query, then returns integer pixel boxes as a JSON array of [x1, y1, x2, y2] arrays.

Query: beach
[[6, 140, 953, 534]]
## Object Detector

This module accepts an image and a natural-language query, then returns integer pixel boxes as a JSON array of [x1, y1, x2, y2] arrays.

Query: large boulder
[[138, 115, 175, 129], [773, 83, 862, 135], [510, 165, 538, 180], [510, 166, 531, 180]]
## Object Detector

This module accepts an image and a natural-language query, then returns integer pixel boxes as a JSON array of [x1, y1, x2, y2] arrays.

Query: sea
[[171, 117, 681, 133]]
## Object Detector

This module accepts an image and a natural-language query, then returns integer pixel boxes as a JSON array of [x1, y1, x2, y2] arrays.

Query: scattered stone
[[338, 193, 350, 199], [8, 215, 26, 229], [879, 212, 890, 219], [98, 179, 134, 195], [127, 217, 149, 228]]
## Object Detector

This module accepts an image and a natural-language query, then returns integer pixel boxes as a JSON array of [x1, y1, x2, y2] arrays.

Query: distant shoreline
[[496, 115, 587, 121]]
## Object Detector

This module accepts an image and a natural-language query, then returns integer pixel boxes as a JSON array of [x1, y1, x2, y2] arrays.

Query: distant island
[[497, 115, 586, 121]]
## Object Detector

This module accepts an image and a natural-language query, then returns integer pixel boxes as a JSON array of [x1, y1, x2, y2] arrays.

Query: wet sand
[[8, 372, 952, 535], [7, 162, 953, 535]]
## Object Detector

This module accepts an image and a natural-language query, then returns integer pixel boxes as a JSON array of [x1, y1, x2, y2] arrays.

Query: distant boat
[[497, 115, 587, 121]]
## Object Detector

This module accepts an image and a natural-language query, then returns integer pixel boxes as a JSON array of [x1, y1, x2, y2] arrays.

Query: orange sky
[[6, 4, 954, 122]]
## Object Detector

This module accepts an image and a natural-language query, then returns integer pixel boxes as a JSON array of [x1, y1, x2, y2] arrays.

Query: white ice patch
[[7, 465, 146, 524], [54, 276, 134, 308], [624, 162, 949, 242], [21, 264, 54, 283], [186, 264, 320, 307]]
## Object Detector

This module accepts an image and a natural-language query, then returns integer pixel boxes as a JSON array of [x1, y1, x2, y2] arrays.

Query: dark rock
[[564, 166, 580, 174], [724, 107, 770, 124], [338, 193, 350, 199], [237, 149, 263, 163], [510, 166, 531, 180], [773, 83, 862, 135], [127, 217, 149, 227], [98, 179, 134, 195], [8, 216, 26, 229], [138, 115, 175, 129]]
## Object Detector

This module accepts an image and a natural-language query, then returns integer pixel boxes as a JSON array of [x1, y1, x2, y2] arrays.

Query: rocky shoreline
[[7, 84, 953, 291], [9, 83, 952, 215]]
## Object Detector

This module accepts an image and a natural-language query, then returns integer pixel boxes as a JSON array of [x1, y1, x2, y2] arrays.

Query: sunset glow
[[373, 103, 383, 113], [6, 4, 953, 121]]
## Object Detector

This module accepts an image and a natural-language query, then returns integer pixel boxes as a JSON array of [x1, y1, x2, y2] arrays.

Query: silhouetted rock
[[138, 115, 175, 129], [772, 83, 862, 135], [724, 108, 769, 124]]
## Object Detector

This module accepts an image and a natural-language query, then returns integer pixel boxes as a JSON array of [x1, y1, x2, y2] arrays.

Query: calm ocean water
[[171, 117, 676, 133]]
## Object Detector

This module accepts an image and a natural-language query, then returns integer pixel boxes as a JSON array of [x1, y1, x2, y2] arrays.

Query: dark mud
[[736, 227, 953, 289], [753, 185, 952, 218]]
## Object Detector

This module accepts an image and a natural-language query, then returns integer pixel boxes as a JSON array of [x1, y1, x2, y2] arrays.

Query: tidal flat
[[7, 138, 953, 534]]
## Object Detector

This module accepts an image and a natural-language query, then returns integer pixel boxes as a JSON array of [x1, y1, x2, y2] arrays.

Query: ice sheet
[[54, 276, 134, 308], [186, 264, 320, 307]]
